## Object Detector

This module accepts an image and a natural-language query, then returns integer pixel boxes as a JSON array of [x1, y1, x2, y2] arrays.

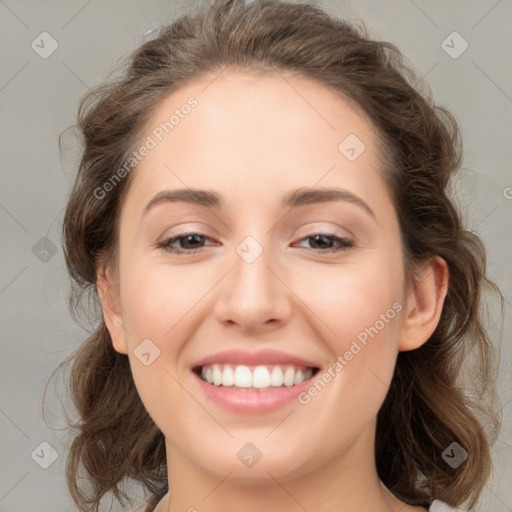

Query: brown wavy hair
[[45, 0, 502, 510]]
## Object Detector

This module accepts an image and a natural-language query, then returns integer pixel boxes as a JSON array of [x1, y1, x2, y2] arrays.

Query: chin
[[196, 444, 315, 485]]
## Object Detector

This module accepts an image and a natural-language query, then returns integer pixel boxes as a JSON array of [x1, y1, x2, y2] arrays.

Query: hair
[[46, 0, 502, 510]]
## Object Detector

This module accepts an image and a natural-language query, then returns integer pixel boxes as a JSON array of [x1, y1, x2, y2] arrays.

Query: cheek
[[122, 279, 188, 434], [294, 254, 404, 406], [120, 259, 203, 345], [294, 258, 404, 349], [118, 260, 215, 416]]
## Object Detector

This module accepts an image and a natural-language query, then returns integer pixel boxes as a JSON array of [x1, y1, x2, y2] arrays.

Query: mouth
[[190, 349, 322, 412], [193, 363, 320, 391]]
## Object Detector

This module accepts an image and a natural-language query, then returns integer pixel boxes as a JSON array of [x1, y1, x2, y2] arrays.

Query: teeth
[[234, 365, 252, 387], [253, 366, 271, 388], [199, 364, 315, 389], [222, 365, 235, 386], [283, 366, 295, 387], [270, 366, 284, 386], [212, 365, 222, 386]]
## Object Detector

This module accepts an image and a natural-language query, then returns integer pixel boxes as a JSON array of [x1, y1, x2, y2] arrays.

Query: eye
[[157, 231, 353, 254], [157, 232, 215, 254], [293, 232, 353, 253]]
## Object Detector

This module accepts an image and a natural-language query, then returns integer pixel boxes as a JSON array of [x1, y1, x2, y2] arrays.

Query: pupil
[[313, 235, 330, 248], [185, 234, 202, 248]]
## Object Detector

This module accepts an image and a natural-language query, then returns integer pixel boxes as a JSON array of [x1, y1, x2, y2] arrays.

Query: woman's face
[[99, 69, 441, 485]]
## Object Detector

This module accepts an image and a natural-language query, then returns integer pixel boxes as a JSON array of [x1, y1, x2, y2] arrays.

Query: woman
[[54, 0, 501, 510]]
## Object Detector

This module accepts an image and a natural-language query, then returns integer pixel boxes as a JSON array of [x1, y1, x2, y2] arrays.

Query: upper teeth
[[200, 364, 314, 389]]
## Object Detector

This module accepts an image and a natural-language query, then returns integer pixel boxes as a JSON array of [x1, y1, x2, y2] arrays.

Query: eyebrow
[[142, 187, 376, 219]]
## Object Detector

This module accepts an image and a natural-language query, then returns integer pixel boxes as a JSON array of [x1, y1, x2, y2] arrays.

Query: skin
[[97, 68, 448, 512]]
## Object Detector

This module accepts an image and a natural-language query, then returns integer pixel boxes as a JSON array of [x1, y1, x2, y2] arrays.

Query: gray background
[[1, 0, 511, 510]]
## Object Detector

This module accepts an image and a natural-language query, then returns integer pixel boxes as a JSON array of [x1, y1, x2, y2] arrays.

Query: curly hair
[[45, 0, 502, 510]]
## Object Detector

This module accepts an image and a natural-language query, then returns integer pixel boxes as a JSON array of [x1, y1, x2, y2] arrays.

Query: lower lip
[[191, 370, 316, 413]]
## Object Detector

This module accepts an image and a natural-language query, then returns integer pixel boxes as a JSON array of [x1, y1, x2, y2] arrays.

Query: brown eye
[[294, 233, 353, 253], [157, 232, 214, 254]]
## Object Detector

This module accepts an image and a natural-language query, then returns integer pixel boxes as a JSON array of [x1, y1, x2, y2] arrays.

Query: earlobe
[[398, 256, 449, 352], [96, 265, 128, 355]]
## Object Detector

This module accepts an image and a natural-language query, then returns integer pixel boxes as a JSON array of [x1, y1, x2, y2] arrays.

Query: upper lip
[[191, 349, 320, 369]]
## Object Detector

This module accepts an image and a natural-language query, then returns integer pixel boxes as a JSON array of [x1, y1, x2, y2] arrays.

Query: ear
[[96, 264, 128, 355], [399, 256, 449, 352]]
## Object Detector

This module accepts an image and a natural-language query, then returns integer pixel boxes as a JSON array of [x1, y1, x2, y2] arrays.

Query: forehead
[[142, 68, 380, 152], [123, 68, 390, 216]]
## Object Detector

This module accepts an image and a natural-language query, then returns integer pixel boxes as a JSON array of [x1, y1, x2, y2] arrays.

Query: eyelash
[[156, 231, 353, 254]]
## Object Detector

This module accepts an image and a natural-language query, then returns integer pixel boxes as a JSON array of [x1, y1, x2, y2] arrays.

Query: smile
[[195, 363, 319, 390], [190, 349, 322, 412]]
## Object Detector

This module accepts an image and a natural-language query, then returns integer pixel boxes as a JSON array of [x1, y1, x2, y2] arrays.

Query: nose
[[213, 235, 292, 334]]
